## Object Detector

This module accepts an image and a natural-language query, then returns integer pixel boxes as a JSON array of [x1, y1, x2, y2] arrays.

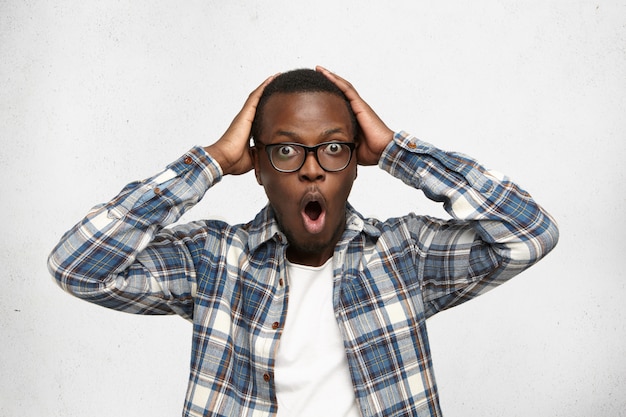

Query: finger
[[315, 65, 352, 91], [236, 73, 279, 124], [315, 66, 360, 98], [248, 73, 279, 103]]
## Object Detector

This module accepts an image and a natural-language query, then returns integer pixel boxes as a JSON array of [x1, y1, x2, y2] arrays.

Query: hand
[[316, 66, 394, 166], [204, 74, 277, 175]]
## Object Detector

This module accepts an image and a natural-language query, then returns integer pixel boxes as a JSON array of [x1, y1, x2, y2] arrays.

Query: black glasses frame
[[259, 141, 356, 173]]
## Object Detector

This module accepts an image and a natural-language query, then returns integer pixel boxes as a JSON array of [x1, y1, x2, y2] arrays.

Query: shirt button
[[278, 279, 284, 287], [263, 373, 271, 382], [407, 141, 417, 149], [184, 156, 193, 164], [153, 187, 161, 195], [272, 322, 280, 330]]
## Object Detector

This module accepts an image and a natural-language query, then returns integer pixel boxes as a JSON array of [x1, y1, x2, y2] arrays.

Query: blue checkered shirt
[[48, 131, 559, 416]]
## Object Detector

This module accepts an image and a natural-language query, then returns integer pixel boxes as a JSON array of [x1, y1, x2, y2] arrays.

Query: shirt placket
[[252, 237, 289, 414]]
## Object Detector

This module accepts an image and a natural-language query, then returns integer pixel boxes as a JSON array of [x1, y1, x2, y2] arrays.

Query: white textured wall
[[1, 1, 625, 416]]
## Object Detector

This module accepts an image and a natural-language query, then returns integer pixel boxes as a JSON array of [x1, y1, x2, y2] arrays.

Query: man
[[48, 67, 559, 416]]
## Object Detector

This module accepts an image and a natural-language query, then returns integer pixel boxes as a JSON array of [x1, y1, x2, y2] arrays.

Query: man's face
[[253, 92, 357, 266]]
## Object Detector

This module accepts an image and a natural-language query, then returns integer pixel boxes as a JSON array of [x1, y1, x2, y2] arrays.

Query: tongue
[[305, 201, 322, 221]]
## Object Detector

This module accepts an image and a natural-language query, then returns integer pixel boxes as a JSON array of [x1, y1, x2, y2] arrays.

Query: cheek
[[259, 170, 297, 205], [256, 158, 277, 187], [342, 165, 358, 194], [259, 170, 280, 194], [328, 172, 357, 211]]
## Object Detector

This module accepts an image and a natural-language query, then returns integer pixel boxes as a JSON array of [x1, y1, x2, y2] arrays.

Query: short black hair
[[251, 68, 357, 144]]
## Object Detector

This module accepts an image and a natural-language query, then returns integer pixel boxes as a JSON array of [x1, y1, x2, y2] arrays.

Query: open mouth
[[300, 193, 326, 234], [304, 201, 323, 221]]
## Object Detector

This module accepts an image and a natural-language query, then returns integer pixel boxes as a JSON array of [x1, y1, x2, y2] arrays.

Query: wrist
[[203, 144, 231, 175], [377, 128, 395, 154]]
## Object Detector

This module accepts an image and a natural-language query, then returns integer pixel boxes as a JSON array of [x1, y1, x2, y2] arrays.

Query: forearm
[[380, 131, 559, 287], [47, 147, 222, 313]]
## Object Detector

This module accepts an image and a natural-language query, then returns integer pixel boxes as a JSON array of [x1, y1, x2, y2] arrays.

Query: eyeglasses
[[259, 141, 356, 173]]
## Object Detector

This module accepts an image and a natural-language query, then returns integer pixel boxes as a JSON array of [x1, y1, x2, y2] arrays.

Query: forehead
[[260, 92, 353, 143]]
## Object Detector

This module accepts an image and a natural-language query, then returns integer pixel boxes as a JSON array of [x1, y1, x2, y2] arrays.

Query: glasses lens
[[269, 144, 305, 172], [318, 143, 352, 171]]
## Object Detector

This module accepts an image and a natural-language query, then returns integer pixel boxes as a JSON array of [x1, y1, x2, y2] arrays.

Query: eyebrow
[[274, 130, 300, 141]]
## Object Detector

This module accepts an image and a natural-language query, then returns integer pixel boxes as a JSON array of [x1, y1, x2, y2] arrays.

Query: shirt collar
[[247, 202, 381, 253]]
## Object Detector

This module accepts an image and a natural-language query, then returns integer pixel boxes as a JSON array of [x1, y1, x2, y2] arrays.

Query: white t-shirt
[[275, 258, 360, 417]]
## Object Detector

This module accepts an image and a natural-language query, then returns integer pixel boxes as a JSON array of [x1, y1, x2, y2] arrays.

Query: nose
[[298, 150, 325, 181]]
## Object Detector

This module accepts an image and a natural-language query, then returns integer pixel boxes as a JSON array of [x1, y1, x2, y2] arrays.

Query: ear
[[250, 146, 263, 185]]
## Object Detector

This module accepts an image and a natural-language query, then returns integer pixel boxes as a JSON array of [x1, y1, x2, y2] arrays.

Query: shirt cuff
[[166, 146, 223, 189], [379, 131, 495, 194]]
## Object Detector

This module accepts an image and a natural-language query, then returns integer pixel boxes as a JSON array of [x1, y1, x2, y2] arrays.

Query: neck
[[286, 246, 334, 267]]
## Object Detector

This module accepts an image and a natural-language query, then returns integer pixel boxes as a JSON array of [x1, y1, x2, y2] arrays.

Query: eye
[[275, 145, 299, 160], [324, 143, 345, 155]]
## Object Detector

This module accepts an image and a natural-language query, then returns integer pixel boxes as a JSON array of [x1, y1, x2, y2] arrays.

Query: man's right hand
[[204, 74, 276, 176]]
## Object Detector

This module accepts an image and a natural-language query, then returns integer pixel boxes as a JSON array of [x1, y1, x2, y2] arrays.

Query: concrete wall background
[[1, 1, 624, 416]]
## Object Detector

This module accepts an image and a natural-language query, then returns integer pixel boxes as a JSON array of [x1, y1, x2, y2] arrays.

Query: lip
[[300, 189, 327, 234]]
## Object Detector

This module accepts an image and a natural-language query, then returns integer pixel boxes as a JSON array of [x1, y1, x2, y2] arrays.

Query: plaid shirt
[[48, 131, 559, 417]]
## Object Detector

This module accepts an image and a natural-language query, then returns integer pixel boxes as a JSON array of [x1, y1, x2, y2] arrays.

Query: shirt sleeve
[[47, 146, 223, 320], [379, 131, 560, 316]]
